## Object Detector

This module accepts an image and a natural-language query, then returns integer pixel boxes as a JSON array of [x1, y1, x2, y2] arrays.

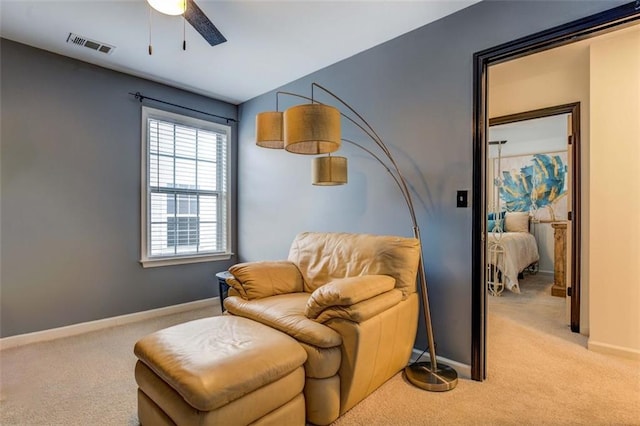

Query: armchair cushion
[[305, 275, 396, 320], [315, 290, 403, 324], [228, 261, 304, 300], [224, 293, 342, 349], [288, 232, 420, 299]]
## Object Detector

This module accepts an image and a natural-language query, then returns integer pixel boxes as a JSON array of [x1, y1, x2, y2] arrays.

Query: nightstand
[[551, 222, 567, 297], [215, 271, 232, 310]]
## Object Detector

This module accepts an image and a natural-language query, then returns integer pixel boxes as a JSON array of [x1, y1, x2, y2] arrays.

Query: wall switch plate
[[457, 190, 468, 208]]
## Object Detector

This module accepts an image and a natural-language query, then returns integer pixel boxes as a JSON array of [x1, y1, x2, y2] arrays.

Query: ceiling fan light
[[147, 0, 186, 16]]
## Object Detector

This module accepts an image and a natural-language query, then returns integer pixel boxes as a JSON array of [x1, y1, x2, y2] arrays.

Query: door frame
[[489, 103, 581, 326], [471, 2, 640, 381]]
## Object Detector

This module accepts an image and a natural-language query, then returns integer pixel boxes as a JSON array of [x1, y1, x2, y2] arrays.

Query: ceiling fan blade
[[184, 0, 227, 46]]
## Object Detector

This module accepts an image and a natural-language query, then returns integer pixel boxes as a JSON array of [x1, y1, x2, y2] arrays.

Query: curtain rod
[[129, 92, 238, 124]]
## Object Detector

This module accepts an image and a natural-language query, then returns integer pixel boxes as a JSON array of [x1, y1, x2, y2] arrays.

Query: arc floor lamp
[[255, 83, 458, 392]]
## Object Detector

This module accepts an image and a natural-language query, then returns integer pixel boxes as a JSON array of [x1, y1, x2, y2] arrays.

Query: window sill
[[140, 253, 233, 268]]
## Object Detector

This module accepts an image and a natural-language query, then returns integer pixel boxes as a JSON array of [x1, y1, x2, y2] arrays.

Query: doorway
[[471, 3, 640, 381], [485, 105, 580, 341]]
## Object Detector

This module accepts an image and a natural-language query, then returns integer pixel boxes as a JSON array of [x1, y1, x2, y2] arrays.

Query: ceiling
[[0, 0, 480, 104], [487, 21, 640, 158], [488, 114, 569, 158]]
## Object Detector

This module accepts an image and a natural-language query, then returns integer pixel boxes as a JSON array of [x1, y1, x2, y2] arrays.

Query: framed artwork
[[493, 151, 568, 221]]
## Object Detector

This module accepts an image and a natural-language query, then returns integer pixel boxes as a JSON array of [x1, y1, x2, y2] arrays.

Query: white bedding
[[488, 232, 539, 293]]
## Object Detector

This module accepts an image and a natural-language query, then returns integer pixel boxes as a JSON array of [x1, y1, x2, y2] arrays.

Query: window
[[140, 106, 232, 267]]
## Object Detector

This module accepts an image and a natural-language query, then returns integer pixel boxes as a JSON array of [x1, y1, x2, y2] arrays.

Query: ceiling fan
[[147, 0, 226, 49]]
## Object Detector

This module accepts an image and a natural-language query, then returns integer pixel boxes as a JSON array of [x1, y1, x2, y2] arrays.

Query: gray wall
[[237, 1, 626, 365], [1, 40, 238, 338]]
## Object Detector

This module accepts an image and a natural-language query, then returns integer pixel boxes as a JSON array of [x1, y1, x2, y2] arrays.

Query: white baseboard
[[0, 297, 221, 351], [587, 339, 640, 360], [410, 348, 472, 380]]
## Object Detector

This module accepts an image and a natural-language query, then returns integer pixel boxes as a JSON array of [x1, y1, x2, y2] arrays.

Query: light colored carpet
[[488, 271, 586, 346], [0, 305, 218, 425], [1, 278, 639, 425]]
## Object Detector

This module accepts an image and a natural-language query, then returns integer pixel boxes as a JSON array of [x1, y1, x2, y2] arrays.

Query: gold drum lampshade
[[312, 156, 348, 186], [284, 104, 341, 154], [256, 111, 284, 149]]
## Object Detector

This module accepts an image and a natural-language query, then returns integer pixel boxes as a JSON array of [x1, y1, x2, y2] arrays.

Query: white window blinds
[[141, 106, 231, 267]]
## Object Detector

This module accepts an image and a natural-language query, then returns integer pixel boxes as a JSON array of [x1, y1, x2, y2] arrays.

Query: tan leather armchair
[[224, 232, 420, 425]]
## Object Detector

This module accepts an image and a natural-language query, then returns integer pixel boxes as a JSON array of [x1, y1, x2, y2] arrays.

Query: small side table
[[215, 271, 232, 310]]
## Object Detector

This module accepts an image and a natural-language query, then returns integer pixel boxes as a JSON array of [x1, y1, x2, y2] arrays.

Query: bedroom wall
[[488, 39, 591, 333], [588, 27, 640, 357], [237, 1, 626, 366], [0, 40, 238, 338]]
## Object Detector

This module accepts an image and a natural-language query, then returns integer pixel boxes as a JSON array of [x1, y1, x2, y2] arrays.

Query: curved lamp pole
[[257, 83, 458, 392]]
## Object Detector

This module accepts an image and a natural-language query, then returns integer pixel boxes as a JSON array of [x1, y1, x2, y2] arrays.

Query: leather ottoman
[[134, 316, 307, 425]]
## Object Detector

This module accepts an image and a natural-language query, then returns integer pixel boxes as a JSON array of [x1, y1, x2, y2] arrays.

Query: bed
[[487, 231, 539, 295]]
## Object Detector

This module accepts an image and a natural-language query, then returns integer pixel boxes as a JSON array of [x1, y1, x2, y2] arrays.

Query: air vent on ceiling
[[66, 33, 116, 55]]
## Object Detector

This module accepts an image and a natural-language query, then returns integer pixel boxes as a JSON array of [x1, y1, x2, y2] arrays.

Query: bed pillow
[[487, 219, 504, 232], [505, 211, 530, 232], [488, 211, 506, 232]]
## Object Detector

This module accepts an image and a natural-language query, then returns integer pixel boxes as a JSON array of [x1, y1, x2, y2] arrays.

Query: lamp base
[[404, 361, 458, 392]]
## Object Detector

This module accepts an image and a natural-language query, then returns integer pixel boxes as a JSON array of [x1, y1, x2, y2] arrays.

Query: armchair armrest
[[314, 290, 403, 324], [305, 275, 397, 321], [228, 261, 304, 300]]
